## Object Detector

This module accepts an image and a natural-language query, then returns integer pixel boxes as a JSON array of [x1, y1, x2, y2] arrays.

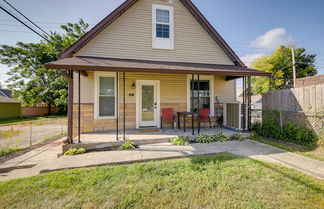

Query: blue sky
[[0, 0, 324, 86]]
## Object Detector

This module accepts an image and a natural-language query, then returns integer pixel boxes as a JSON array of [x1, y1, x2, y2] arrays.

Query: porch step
[[138, 128, 160, 133]]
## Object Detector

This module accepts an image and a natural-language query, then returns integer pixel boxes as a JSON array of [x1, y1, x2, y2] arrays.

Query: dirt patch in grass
[[0, 154, 323, 209]]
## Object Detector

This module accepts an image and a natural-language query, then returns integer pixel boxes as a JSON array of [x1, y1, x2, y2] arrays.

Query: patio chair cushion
[[199, 108, 210, 121], [161, 108, 174, 121]]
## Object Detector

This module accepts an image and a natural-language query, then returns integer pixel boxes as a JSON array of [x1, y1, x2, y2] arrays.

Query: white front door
[[136, 80, 160, 128]]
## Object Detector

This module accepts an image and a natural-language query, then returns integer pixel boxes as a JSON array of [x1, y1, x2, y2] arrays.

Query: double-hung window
[[95, 72, 117, 119], [152, 4, 174, 49]]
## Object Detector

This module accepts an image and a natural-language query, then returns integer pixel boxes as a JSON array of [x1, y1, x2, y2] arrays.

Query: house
[[0, 89, 13, 98], [237, 87, 262, 109], [295, 74, 324, 88], [45, 0, 270, 143], [0, 96, 21, 119]]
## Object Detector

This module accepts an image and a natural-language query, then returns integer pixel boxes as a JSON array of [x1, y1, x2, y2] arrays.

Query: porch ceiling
[[45, 56, 271, 77]]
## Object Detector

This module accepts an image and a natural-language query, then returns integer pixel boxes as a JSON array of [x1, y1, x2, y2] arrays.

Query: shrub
[[118, 140, 136, 150], [251, 120, 318, 145], [230, 133, 244, 141], [64, 148, 86, 156], [196, 133, 229, 143], [214, 132, 229, 142], [196, 134, 214, 143], [170, 136, 190, 145]]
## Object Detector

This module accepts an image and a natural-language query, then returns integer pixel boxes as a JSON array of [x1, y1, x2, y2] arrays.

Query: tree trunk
[[48, 103, 52, 116]]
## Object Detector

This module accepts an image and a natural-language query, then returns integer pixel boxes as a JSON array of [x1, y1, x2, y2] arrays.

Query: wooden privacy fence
[[21, 106, 59, 117], [262, 84, 324, 112], [261, 84, 324, 136]]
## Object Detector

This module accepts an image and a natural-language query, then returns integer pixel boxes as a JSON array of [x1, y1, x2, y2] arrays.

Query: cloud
[[240, 53, 264, 67], [250, 28, 294, 50]]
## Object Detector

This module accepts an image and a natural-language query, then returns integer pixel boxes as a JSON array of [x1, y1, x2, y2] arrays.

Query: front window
[[95, 73, 116, 118], [156, 9, 170, 38], [152, 4, 174, 49], [190, 80, 210, 112]]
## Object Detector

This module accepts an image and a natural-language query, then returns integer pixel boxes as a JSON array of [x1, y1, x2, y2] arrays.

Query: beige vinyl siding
[[76, 0, 234, 65], [73, 71, 94, 103], [214, 76, 236, 103], [74, 72, 235, 104]]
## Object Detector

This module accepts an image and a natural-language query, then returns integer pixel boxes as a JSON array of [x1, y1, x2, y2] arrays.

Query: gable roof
[[0, 89, 13, 98], [60, 0, 244, 66]]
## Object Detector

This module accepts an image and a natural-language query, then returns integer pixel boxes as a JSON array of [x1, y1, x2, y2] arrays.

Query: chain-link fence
[[251, 109, 324, 137], [0, 117, 67, 152]]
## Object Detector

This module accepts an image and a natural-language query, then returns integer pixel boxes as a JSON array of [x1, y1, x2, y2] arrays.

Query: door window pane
[[141, 85, 154, 121]]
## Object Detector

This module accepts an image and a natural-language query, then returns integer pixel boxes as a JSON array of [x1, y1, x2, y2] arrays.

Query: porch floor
[[78, 127, 241, 144]]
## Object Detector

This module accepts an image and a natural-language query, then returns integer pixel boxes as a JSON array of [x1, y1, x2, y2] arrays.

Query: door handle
[[154, 102, 157, 109]]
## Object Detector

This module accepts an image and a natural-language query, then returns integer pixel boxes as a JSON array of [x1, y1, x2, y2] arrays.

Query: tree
[[251, 46, 317, 94], [0, 19, 88, 113]]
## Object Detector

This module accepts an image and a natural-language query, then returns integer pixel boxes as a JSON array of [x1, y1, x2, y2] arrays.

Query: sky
[[0, 0, 324, 87]]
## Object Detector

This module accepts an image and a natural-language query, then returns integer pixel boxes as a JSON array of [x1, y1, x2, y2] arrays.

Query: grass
[[251, 134, 324, 162], [0, 129, 21, 140], [0, 146, 23, 157], [0, 154, 323, 209], [0, 115, 66, 126]]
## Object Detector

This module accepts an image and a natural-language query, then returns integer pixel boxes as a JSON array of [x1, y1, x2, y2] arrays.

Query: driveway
[[1, 139, 324, 181]]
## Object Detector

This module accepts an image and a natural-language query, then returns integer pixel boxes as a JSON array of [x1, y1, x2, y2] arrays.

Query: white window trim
[[152, 4, 174, 50], [186, 75, 214, 116], [94, 72, 118, 120]]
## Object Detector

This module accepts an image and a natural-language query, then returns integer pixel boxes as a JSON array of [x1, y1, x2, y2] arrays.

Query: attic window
[[152, 4, 174, 49]]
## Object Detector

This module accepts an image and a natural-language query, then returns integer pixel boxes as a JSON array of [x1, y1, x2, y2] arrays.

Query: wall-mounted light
[[131, 82, 136, 89]]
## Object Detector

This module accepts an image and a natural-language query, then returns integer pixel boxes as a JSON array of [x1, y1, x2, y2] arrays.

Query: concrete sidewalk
[[1, 139, 324, 181]]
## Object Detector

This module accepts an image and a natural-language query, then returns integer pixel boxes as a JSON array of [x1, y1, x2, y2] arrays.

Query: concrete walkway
[[1, 139, 324, 181]]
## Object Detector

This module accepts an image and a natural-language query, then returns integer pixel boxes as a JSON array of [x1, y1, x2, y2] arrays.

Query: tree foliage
[[251, 46, 317, 94], [0, 19, 88, 111]]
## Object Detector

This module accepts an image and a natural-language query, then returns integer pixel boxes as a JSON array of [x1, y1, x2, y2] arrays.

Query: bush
[[64, 148, 86, 156], [230, 133, 244, 141], [196, 134, 214, 143], [196, 133, 229, 143], [251, 120, 318, 145], [118, 141, 136, 150], [214, 132, 229, 142], [170, 136, 190, 145]]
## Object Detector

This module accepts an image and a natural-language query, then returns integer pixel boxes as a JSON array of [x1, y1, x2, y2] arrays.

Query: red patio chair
[[161, 108, 175, 131], [199, 108, 211, 129]]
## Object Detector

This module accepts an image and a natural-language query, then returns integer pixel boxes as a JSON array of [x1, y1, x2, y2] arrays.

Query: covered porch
[[45, 56, 270, 147]]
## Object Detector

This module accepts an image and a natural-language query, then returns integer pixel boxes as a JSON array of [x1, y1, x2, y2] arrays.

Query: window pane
[[156, 9, 169, 23], [99, 96, 115, 116], [156, 24, 170, 38], [100, 77, 115, 96], [190, 80, 210, 112]]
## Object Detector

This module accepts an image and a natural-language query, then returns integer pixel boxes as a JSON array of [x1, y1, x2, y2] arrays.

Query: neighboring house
[[0, 89, 13, 98], [237, 87, 262, 109], [295, 74, 324, 88], [0, 96, 21, 119], [45, 0, 269, 141]]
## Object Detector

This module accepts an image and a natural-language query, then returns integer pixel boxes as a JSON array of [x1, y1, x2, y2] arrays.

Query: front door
[[137, 80, 160, 128]]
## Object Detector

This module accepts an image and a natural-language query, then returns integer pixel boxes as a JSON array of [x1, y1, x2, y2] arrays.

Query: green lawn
[[251, 135, 324, 162], [0, 115, 66, 126], [1, 154, 323, 209]]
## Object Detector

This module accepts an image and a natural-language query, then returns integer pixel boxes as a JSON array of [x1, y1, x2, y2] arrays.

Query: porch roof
[[45, 56, 271, 77]]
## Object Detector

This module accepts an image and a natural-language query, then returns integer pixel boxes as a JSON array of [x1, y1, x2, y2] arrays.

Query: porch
[[63, 127, 243, 152], [45, 57, 271, 147]]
